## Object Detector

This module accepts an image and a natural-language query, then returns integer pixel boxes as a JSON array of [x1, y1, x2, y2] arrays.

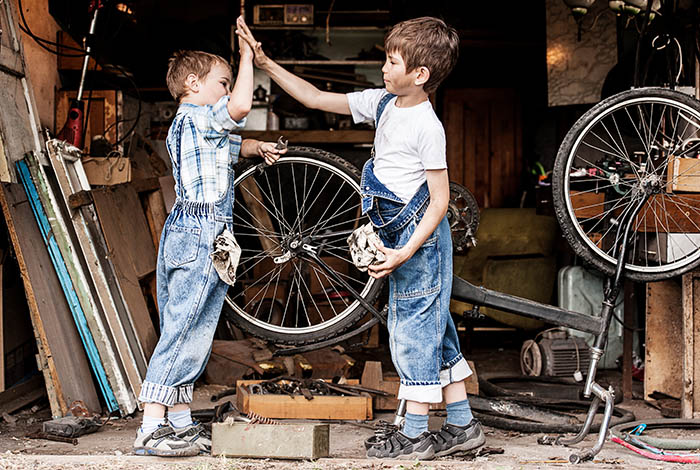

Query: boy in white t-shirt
[[237, 16, 484, 460]]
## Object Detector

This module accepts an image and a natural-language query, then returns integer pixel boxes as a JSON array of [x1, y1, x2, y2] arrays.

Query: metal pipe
[[76, 6, 101, 101], [452, 276, 604, 335]]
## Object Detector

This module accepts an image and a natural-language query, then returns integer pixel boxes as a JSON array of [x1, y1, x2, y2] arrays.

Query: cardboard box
[[82, 156, 131, 186]]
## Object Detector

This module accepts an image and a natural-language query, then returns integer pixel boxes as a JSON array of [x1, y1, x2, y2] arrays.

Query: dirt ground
[[0, 349, 689, 469]]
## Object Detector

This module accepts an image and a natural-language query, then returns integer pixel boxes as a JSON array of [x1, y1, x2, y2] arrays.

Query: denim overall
[[361, 94, 471, 403], [139, 163, 235, 406]]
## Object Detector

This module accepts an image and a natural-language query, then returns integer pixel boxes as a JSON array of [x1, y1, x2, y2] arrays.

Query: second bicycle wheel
[[553, 87, 700, 281], [222, 147, 384, 344]]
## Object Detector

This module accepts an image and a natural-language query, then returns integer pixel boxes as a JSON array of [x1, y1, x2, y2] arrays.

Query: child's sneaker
[[366, 430, 435, 460], [174, 422, 212, 454], [133, 425, 199, 456], [432, 420, 485, 457]]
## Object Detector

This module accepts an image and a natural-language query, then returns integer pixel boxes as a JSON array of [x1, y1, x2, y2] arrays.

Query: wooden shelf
[[240, 130, 374, 144]]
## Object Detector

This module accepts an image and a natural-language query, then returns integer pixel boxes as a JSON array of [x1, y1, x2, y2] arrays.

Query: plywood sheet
[[91, 187, 157, 358]]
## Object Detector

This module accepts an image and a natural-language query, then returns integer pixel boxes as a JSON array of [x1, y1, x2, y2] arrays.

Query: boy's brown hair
[[384, 17, 459, 93], [166, 50, 230, 102]]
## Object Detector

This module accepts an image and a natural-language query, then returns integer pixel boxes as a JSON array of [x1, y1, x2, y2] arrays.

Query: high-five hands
[[235, 16, 270, 68], [235, 16, 254, 60]]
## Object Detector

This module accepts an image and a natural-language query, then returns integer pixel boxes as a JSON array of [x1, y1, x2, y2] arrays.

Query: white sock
[[140, 415, 165, 435], [168, 408, 193, 429]]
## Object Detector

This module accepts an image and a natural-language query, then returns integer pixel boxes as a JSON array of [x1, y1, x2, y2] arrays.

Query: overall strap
[[375, 92, 396, 124]]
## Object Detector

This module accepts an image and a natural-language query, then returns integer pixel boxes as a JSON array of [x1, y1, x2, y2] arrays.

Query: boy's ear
[[414, 66, 430, 88], [185, 73, 199, 93]]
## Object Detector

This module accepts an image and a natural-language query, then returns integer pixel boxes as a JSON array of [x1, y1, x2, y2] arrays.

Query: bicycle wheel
[[222, 147, 384, 344], [553, 87, 700, 281]]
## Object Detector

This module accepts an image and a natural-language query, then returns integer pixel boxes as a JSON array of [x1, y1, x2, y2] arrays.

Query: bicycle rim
[[225, 153, 380, 341], [555, 89, 700, 280]]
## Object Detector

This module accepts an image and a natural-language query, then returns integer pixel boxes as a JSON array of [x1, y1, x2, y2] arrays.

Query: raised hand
[[235, 16, 270, 68], [236, 16, 254, 60]]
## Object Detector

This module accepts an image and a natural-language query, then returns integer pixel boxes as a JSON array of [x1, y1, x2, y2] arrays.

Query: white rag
[[210, 229, 241, 286], [347, 223, 386, 272]]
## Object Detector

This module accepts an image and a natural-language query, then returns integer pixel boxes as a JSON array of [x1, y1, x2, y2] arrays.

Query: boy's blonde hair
[[385, 17, 459, 93], [166, 50, 230, 102]]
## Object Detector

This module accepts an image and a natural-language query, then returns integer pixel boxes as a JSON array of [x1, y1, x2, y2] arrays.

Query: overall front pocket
[[392, 234, 440, 299], [163, 225, 202, 267]]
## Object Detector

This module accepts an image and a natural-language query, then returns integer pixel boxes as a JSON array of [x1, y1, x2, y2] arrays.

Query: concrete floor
[[0, 348, 690, 469]]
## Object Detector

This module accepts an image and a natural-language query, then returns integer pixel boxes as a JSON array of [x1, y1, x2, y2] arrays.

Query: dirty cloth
[[210, 229, 241, 286], [347, 223, 386, 272]]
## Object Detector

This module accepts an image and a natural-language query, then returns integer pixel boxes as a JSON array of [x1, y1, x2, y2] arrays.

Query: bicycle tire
[[222, 147, 384, 345], [553, 87, 700, 281]]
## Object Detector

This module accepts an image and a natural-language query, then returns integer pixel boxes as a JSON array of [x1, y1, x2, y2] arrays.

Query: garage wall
[[12, 0, 61, 131]]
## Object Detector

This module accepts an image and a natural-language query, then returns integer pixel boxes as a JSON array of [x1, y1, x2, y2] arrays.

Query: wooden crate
[[668, 157, 700, 192], [361, 361, 479, 411], [570, 191, 605, 219], [236, 379, 372, 420]]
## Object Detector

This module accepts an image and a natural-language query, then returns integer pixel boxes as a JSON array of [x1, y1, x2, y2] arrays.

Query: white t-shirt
[[347, 88, 447, 202]]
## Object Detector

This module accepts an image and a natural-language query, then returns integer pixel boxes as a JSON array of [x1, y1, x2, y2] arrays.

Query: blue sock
[[168, 408, 193, 429], [139, 415, 165, 435], [446, 399, 474, 427], [402, 412, 429, 438]]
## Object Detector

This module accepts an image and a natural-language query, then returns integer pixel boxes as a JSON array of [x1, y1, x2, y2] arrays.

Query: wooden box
[[668, 157, 700, 192], [570, 191, 605, 219], [236, 379, 372, 420], [82, 156, 131, 186], [361, 360, 479, 411]]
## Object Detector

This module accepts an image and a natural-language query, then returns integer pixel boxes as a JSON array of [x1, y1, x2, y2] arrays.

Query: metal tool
[[275, 135, 288, 151]]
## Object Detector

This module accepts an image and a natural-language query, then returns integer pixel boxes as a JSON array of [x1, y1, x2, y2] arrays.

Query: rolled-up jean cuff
[[397, 383, 443, 403], [439, 357, 472, 387], [138, 381, 194, 407]]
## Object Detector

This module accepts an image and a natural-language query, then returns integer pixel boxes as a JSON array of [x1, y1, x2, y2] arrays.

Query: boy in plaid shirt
[[134, 17, 285, 456]]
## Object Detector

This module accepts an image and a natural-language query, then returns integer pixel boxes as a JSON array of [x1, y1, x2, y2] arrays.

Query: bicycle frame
[[276, 188, 651, 463]]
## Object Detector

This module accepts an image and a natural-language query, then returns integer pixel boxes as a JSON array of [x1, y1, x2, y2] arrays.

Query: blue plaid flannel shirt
[[166, 95, 246, 202]]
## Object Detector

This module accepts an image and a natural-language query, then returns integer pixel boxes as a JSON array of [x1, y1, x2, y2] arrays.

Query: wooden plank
[[645, 280, 683, 403], [91, 187, 157, 358], [236, 379, 372, 420], [92, 186, 157, 279], [0, 183, 99, 417], [46, 140, 146, 404], [0, 374, 45, 415], [16, 159, 119, 413], [143, 189, 167, 252], [23, 154, 139, 414], [68, 190, 93, 209]]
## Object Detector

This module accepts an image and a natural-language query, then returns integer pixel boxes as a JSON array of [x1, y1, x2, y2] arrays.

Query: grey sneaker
[[174, 422, 211, 454], [432, 420, 486, 457], [133, 424, 199, 456], [366, 430, 435, 460]]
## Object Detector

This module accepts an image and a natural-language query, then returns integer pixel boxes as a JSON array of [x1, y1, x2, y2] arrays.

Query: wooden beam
[[68, 190, 93, 209]]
